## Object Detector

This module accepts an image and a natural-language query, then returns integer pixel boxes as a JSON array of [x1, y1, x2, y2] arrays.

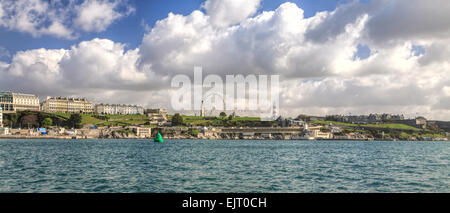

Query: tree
[[297, 114, 307, 121], [42, 118, 53, 128], [220, 112, 227, 117], [68, 114, 82, 129], [188, 129, 199, 137], [171, 113, 184, 126], [20, 114, 39, 128], [5, 113, 19, 128]]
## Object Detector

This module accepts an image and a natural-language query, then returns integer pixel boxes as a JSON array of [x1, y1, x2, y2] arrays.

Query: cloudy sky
[[0, 0, 449, 120]]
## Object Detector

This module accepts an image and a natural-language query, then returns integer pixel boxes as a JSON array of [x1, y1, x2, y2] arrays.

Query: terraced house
[[94, 104, 144, 115], [41, 96, 93, 114]]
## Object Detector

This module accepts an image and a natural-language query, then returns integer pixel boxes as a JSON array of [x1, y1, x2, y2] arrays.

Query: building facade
[[0, 92, 15, 113], [0, 91, 41, 113], [145, 108, 168, 125], [145, 108, 168, 119], [135, 127, 152, 138], [0, 106, 7, 135], [12, 93, 40, 111], [391, 117, 428, 129], [0, 106, 3, 128], [41, 97, 93, 114], [94, 104, 144, 115]]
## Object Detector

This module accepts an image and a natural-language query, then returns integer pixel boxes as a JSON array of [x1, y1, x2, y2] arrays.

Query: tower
[[272, 102, 279, 120], [200, 100, 205, 117]]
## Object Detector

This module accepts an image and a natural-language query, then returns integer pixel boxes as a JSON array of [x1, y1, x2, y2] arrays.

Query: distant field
[[47, 113, 150, 127], [182, 115, 260, 121], [80, 114, 104, 125], [52, 113, 71, 119], [312, 120, 421, 131], [181, 116, 261, 125], [104, 114, 148, 120], [47, 112, 261, 127]]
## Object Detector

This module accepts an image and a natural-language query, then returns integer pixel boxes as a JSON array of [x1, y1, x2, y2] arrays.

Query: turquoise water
[[0, 139, 449, 193]]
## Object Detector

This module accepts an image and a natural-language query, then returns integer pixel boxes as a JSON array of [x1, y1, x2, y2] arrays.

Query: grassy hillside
[[178, 115, 275, 127], [312, 120, 421, 131], [45, 113, 150, 127]]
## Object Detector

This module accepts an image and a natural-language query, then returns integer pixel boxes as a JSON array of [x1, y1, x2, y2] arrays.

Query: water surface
[[0, 139, 449, 192]]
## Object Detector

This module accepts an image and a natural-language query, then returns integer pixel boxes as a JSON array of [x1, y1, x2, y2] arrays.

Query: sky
[[0, 0, 449, 120]]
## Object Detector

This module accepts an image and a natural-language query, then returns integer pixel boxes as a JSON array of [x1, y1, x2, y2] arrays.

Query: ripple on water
[[0, 139, 449, 192]]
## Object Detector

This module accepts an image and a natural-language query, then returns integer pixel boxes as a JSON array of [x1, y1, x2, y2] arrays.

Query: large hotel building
[[0, 91, 40, 113], [94, 104, 144, 115], [41, 97, 93, 114], [13, 93, 40, 111]]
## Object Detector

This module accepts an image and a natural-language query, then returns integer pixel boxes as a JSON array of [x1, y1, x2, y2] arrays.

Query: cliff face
[[99, 130, 141, 139], [163, 133, 291, 140]]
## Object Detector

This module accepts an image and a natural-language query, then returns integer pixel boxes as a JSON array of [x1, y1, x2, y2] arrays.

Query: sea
[[0, 139, 449, 193]]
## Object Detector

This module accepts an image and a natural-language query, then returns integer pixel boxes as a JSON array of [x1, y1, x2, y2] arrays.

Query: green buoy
[[154, 131, 164, 143]]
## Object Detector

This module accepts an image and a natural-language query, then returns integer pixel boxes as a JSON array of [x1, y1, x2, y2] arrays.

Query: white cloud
[[74, 0, 135, 32], [139, 2, 364, 78], [0, 0, 75, 39], [0, 46, 10, 59], [0, 0, 134, 39], [365, 0, 450, 46], [1, 1, 450, 119], [0, 38, 169, 104], [202, 0, 261, 28]]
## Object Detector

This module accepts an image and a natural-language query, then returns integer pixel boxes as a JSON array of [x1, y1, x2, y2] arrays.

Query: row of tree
[[170, 113, 276, 127], [2, 111, 82, 129]]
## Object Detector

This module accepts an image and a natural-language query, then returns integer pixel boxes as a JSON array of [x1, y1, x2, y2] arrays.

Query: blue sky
[[0, 0, 366, 58], [1, 0, 449, 120]]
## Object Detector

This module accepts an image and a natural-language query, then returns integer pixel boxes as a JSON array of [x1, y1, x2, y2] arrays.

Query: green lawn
[[46, 113, 150, 127], [80, 114, 104, 125], [47, 112, 262, 127], [180, 115, 261, 126], [312, 120, 421, 131], [104, 114, 148, 120], [52, 113, 71, 119]]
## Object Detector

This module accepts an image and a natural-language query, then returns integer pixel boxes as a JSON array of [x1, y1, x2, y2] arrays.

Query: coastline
[[1, 135, 448, 142]]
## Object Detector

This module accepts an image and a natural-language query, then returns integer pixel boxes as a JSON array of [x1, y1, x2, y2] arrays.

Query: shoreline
[[0, 135, 448, 142]]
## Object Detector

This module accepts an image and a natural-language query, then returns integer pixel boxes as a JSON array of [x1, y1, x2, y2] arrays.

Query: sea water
[[0, 139, 448, 192]]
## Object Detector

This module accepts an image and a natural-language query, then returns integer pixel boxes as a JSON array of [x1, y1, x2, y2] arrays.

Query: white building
[[135, 127, 152, 138], [0, 106, 8, 135], [0, 106, 3, 128], [13, 93, 40, 111], [304, 126, 333, 139], [41, 97, 93, 113], [145, 108, 168, 120], [94, 104, 144, 115], [0, 91, 40, 113]]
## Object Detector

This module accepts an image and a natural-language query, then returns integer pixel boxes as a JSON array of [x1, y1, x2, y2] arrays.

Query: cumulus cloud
[[364, 0, 450, 46], [0, 0, 134, 39], [1, 1, 450, 119], [0, 0, 75, 38], [74, 0, 135, 32], [202, 0, 261, 28], [0, 38, 169, 105], [0, 46, 10, 59], [139, 2, 366, 79]]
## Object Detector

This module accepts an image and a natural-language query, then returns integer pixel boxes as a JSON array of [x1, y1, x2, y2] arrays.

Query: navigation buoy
[[154, 131, 164, 143]]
